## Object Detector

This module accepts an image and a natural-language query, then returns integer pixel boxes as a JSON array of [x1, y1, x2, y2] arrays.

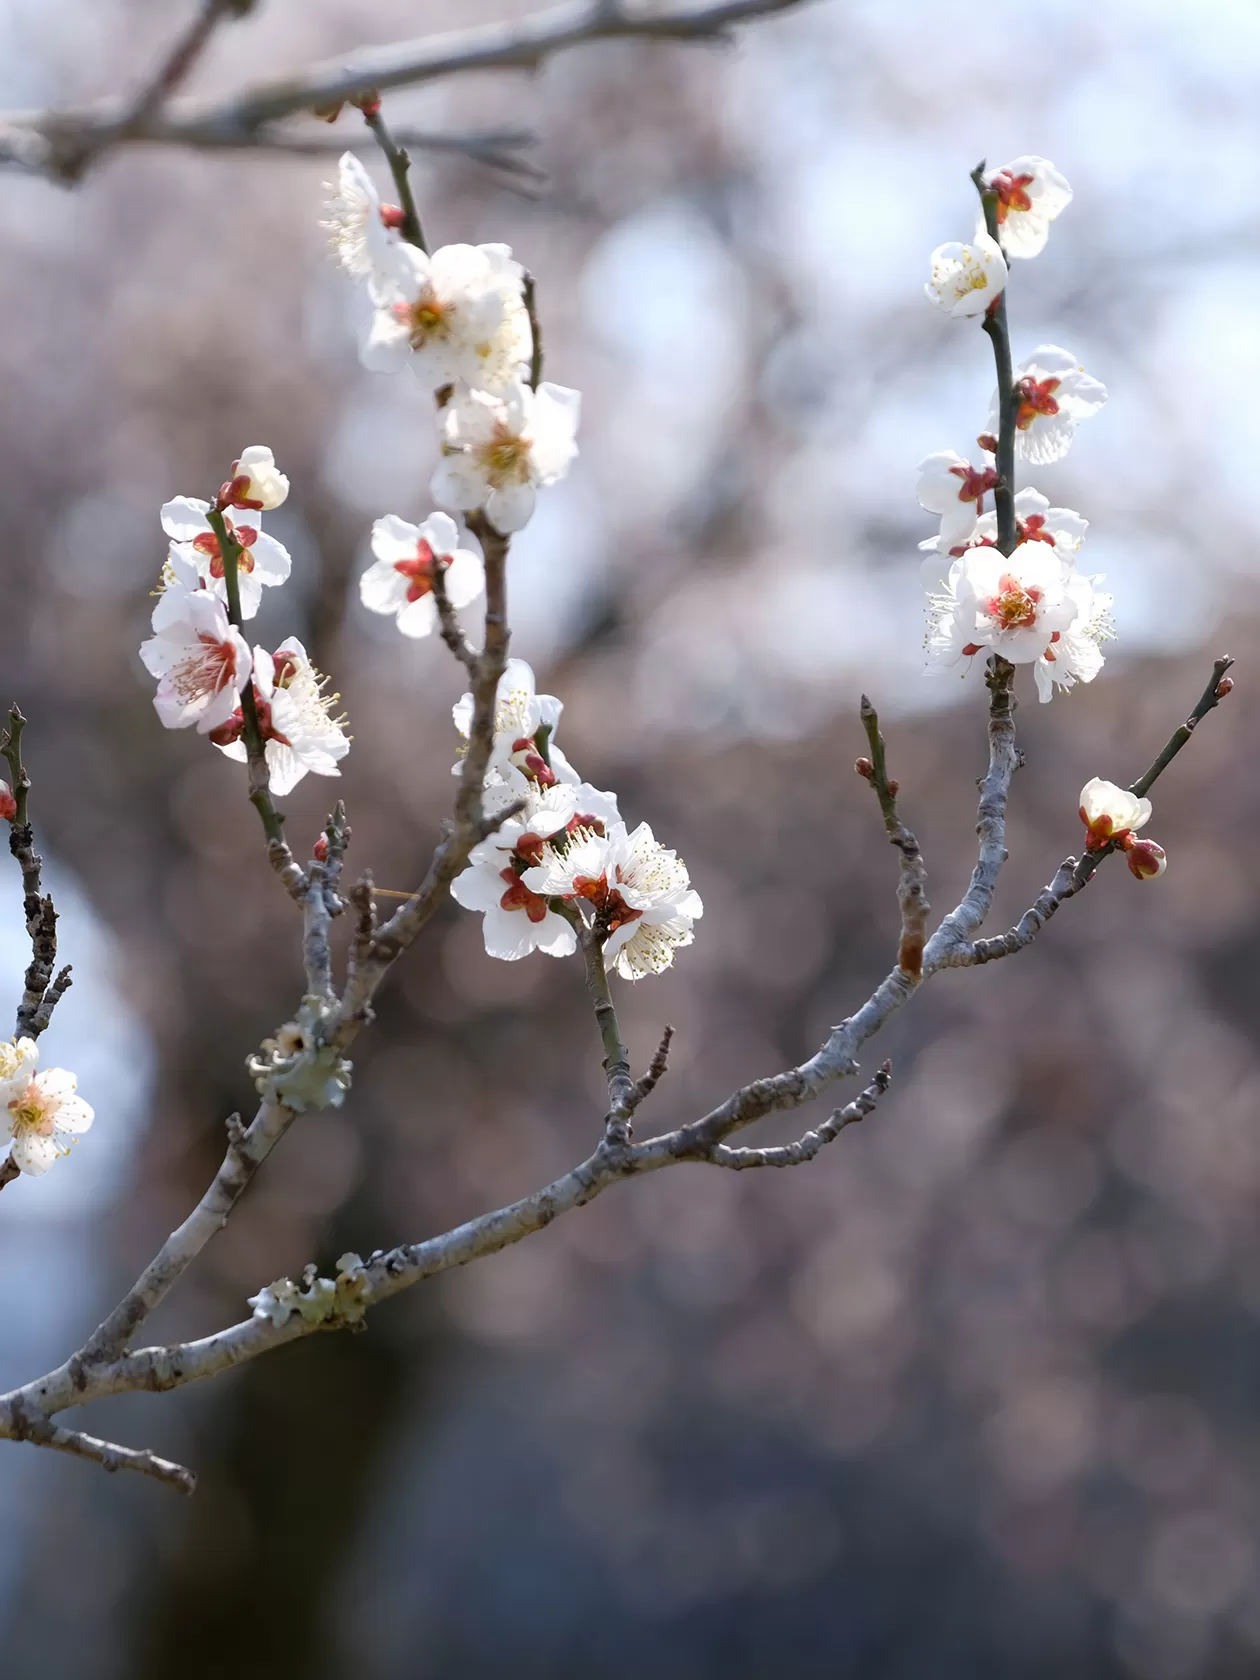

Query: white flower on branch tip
[[452, 657, 577, 786], [988, 345, 1107, 467], [221, 445, 289, 513], [160, 497, 291, 621], [432, 381, 580, 534], [522, 821, 703, 980], [139, 588, 253, 733], [925, 230, 1007, 318], [5, 1065, 94, 1176], [323, 152, 407, 297], [360, 511, 484, 638], [360, 241, 531, 391], [916, 449, 998, 549], [1079, 778, 1151, 852], [984, 156, 1073, 259], [211, 638, 349, 796]]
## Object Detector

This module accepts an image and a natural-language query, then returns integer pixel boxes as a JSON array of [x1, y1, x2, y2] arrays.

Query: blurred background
[[0, 0, 1257, 1674]]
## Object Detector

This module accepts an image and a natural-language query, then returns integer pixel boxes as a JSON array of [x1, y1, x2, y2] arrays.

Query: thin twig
[[0, 706, 67, 1038], [362, 103, 427, 252], [706, 1062, 892, 1169], [629, 1025, 674, 1111], [858, 698, 929, 980], [430, 565, 478, 673], [971, 160, 1017, 557], [6, 1399, 195, 1494], [523, 272, 544, 391], [122, 0, 255, 135], [580, 929, 636, 1145]]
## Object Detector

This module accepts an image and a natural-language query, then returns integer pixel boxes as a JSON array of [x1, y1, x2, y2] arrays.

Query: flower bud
[[226, 445, 289, 512], [0, 780, 15, 823], [1123, 837, 1167, 880], [1078, 776, 1151, 852], [312, 835, 329, 864], [1217, 676, 1235, 699], [854, 757, 874, 780]]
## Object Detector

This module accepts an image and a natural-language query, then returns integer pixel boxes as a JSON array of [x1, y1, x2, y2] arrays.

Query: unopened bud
[[353, 90, 382, 119], [1217, 676, 1235, 699], [313, 101, 344, 123], [887, 778, 900, 796], [976, 432, 999, 454], [379, 204, 406, 231], [313, 836, 329, 864], [0, 780, 15, 823], [855, 756, 874, 780], [1123, 836, 1167, 880]]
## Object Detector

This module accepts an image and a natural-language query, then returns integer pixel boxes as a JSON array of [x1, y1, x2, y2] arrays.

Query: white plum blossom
[[925, 230, 1007, 318], [4, 1059, 94, 1177], [961, 489, 1088, 559], [161, 497, 291, 621], [140, 587, 253, 733], [522, 821, 703, 980], [360, 241, 531, 391], [988, 346, 1107, 467], [1079, 778, 1152, 852], [224, 445, 289, 513], [1033, 569, 1114, 703], [359, 511, 484, 639], [0, 1037, 39, 1102], [451, 812, 581, 961], [432, 381, 580, 534], [213, 639, 350, 796], [925, 540, 1081, 671], [323, 152, 406, 296], [984, 157, 1073, 259], [916, 450, 998, 551], [452, 657, 579, 787]]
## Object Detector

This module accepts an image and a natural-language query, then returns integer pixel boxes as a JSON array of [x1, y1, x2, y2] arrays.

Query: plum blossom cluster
[[141, 448, 351, 795], [0, 1036, 93, 1177], [450, 660, 702, 977], [325, 152, 579, 570], [919, 157, 1113, 706]]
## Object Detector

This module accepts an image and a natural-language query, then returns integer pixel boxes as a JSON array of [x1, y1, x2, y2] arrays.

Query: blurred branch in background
[[0, 0, 811, 184]]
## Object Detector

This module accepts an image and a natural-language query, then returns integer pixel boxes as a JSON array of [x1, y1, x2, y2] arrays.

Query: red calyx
[[498, 867, 549, 923]]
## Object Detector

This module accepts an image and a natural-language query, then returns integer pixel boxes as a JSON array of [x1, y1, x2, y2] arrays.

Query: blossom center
[[1014, 376, 1061, 431], [8, 1080, 52, 1137], [193, 523, 257, 577], [985, 573, 1042, 631], [393, 538, 442, 603], [481, 432, 531, 484], [949, 463, 999, 509], [397, 292, 449, 347], [992, 170, 1035, 221], [498, 866, 550, 923]]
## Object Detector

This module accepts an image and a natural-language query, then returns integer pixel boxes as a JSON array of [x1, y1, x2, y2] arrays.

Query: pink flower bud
[[0, 780, 15, 823], [1217, 676, 1235, 699], [313, 836, 329, 864], [1123, 837, 1167, 880]]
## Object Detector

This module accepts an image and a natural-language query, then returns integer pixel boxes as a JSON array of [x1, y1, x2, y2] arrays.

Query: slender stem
[[363, 106, 427, 251], [122, 0, 252, 135], [971, 162, 1017, 557], [523, 271, 543, 390], [580, 931, 635, 1145], [0, 706, 69, 1038], [205, 506, 288, 853], [858, 697, 929, 980]]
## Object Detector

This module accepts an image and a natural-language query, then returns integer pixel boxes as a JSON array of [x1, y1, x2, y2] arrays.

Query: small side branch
[[705, 1062, 892, 1169], [523, 272, 544, 390], [7, 1401, 195, 1494], [629, 1025, 674, 1112], [1, 706, 71, 1038], [858, 698, 929, 981], [971, 160, 1017, 557]]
